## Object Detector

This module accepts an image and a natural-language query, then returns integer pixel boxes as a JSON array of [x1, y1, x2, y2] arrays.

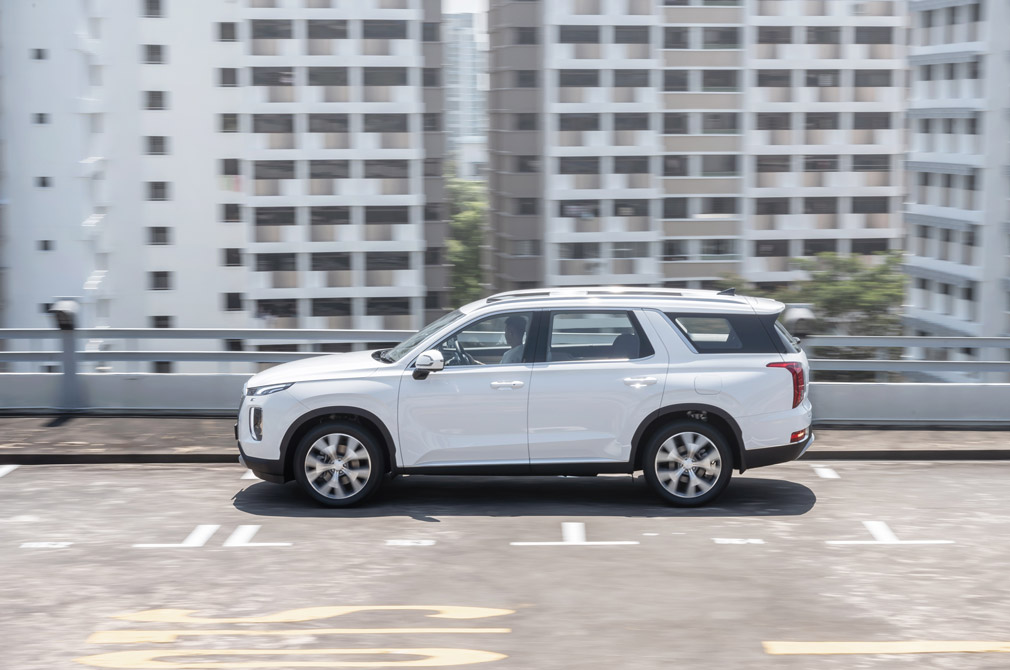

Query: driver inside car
[[500, 315, 527, 364]]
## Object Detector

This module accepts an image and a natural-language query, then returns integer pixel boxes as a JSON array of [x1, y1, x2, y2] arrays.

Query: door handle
[[624, 376, 657, 387], [491, 380, 524, 389]]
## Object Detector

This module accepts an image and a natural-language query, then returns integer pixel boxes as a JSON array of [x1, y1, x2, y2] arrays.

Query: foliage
[[446, 178, 487, 305]]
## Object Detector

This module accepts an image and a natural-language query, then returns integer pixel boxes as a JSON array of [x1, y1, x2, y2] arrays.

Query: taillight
[[767, 362, 804, 408]]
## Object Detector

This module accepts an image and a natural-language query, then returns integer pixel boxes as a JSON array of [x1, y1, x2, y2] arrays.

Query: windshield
[[383, 309, 466, 362]]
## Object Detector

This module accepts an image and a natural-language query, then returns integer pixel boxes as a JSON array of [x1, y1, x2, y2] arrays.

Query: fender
[[630, 403, 746, 472], [280, 406, 399, 477]]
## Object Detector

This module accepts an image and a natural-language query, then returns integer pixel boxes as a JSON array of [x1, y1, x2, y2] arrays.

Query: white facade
[[488, 0, 907, 292], [903, 0, 1010, 352], [0, 0, 447, 370], [444, 13, 487, 155]]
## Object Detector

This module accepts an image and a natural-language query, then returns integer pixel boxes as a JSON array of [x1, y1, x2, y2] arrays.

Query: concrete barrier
[[810, 382, 1010, 427]]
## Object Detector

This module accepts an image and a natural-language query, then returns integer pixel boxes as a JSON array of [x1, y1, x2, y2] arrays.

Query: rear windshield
[[665, 312, 785, 354]]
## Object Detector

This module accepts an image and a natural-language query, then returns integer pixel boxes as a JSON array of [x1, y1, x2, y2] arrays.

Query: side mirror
[[413, 350, 444, 380]]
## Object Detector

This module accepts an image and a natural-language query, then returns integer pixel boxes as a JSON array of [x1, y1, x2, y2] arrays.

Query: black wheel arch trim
[[631, 404, 746, 472], [280, 407, 398, 479]]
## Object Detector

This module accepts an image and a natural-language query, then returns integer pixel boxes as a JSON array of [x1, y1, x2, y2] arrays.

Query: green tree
[[446, 178, 487, 305]]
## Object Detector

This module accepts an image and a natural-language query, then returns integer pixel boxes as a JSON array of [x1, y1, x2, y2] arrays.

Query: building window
[[613, 200, 649, 217], [855, 27, 892, 44], [854, 112, 891, 130], [758, 27, 792, 44], [663, 198, 688, 219], [559, 25, 600, 43], [559, 113, 599, 131], [223, 248, 243, 267], [222, 204, 242, 222], [614, 157, 649, 174], [219, 68, 238, 87], [757, 70, 791, 87], [422, 68, 440, 87], [515, 113, 537, 130], [807, 27, 839, 44], [255, 253, 296, 272], [852, 155, 890, 172], [147, 182, 169, 200], [701, 155, 738, 176], [143, 0, 162, 18], [146, 136, 168, 155], [805, 112, 839, 129], [559, 157, 600, 174], [31, 48, 48, 60], [218, 22, 237, 41], [364, 114, 409, 133], [702, 197, 737, 215], [150, 316, 173, 328], [804, 197, 837, 214], [424, 158, 442, 177], [38, 240, 54, 251], [804, 155, 838, 172], [664, 27, 688, 49], [663, 113, 689, 135], [560, 70, 599, 87], [702, 70, 738, 92], [854, 70, 892, 87], [516, 156, 539, 173], [307, 19, 347, 39], [614, 112, 648, 130], [148, 227, 171, 245], [615, 26, 649, 44], [145, 91, 166, 110], [363, 19, 407, 39], [423, 113, 442, 131], [702, 112, 738, 134], [757, 156, 791, 172], [34, 113, 49, 124], [851, 197, 889, 214], [219, 113, 239, 132], [152, 362, 173, 374], [663, 155, 688, 177], [756, 198, 790, 215], [663, 70, 688, 92], [256, 300, 297, 319], [224, 293, 244, 311], [663, 240, 688, 261], [755, 240, 789, 257], [361, 67, 403, 86], [516, 198, 538, 216], [559, 200, 600, 218], [757, 113, 791, 130], [221, 159, 241, 176], [143, 44, 165, 63], [704, 27, 740, 48], [516, 70, 537, 87], [312, 206, 350, 225], [36, 176, 52, 187], [312, 298, 351, 318], [852, 239, 888, 255], [252, 19, 293, 39], [515, 27, 538, 44], [149, 271, 172, 290], [422, 22, 440, 42], [805, 70, 840, 87], [614, 70, 649, 87]]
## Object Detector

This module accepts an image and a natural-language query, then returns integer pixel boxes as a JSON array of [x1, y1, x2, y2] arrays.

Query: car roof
[[461, 286, 783, 316]]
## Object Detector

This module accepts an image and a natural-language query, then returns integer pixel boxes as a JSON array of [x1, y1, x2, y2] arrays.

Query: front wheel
[[293, 422, 385, 507], [642, 420, 733, 507]]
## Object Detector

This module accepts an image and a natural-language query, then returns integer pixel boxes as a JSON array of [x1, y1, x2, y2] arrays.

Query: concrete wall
[[3, 375, 1010, 427]]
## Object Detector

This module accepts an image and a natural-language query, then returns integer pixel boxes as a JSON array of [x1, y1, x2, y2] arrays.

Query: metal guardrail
[[801, 335, 1010, 373]]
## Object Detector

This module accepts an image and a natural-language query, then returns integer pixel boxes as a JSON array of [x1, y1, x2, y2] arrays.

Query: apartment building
[[903, 0, 1010, 354], [488, 0, 905, 291], [444, 12, 488, 178], [0, 0, 447, 370]]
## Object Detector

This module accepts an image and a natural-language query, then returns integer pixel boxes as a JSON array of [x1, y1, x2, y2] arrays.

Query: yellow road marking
[[764, 641, 1010, 655], [88, 628, 511, 644], [116, 607, 514, 625], [75, 647, 507, 668]]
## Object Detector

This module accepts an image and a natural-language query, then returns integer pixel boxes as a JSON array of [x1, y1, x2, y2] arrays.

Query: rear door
[[526, 309, 668, 465]]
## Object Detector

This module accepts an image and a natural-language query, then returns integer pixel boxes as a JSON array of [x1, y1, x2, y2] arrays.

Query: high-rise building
[[903, 0, 1009, 352], [444, 12, 488, 178], [0, 0, 448, 356], [487, 0, 904, 292]]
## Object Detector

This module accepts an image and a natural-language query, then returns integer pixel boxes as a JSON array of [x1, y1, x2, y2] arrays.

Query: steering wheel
[[453, 337, 478, 366], [439, 336, 477, 367]]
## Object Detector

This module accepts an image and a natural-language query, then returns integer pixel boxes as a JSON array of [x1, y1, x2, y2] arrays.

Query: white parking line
[[134, 524, 220, 548], [386, 539, 436, 546], [812, 466, 840, 479], [223, 525, 291, 548], [511, 522, 639, 546], [713, 538, 765, 545], [827, 520, 954, 546], [21, 541, 72, 549], [0, 464, 19, 479]]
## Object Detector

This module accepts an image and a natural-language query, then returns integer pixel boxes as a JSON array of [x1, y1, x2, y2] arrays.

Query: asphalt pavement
[[1, 460, 1010, 669]]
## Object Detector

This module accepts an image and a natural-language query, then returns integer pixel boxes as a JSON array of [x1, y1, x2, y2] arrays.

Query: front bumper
[[236, 446, 286, 484], [739, 431, 814, 472]]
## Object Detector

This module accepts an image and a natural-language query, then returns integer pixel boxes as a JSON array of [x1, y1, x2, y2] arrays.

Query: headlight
[[246, 383, 293, 397]]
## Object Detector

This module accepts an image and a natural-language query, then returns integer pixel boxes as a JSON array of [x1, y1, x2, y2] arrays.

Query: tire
[[642, 420, 733, 507], [293, 422, 385, 507]]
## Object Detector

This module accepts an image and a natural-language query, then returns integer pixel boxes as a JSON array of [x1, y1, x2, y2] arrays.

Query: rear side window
[[547, 311, 655, 362], [666, 313, 782, 354]]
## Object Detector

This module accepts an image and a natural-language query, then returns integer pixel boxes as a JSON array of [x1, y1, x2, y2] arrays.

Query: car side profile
[[236, 287, 813, 507]]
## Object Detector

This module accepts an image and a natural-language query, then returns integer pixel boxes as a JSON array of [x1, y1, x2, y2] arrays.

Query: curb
[[3, 451, 1010, 466]]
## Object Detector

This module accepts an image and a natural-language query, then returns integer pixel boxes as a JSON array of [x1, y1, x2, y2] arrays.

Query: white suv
[[236, 287, 813, 507]]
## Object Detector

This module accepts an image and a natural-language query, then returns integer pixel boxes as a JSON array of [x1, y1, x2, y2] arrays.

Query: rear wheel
[[293, 422, 384, 507], [643, 420, 732, 507]]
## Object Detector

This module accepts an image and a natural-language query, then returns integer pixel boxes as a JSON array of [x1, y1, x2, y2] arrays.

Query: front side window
[[435, 312, 536, 367], [547, 311, 653, 362]]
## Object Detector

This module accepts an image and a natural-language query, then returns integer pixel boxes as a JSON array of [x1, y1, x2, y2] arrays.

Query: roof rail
[[484, 286, 746, 304]]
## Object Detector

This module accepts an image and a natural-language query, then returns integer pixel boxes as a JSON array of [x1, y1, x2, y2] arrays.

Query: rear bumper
[[739, 432, 814, 472]]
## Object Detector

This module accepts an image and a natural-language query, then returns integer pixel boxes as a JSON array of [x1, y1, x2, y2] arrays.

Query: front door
[[396, 310, 538, 468], [527, 310, 668, 464]]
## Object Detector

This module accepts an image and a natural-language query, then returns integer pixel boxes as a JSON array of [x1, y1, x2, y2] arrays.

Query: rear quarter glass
[[665, 312, 784, 354]]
